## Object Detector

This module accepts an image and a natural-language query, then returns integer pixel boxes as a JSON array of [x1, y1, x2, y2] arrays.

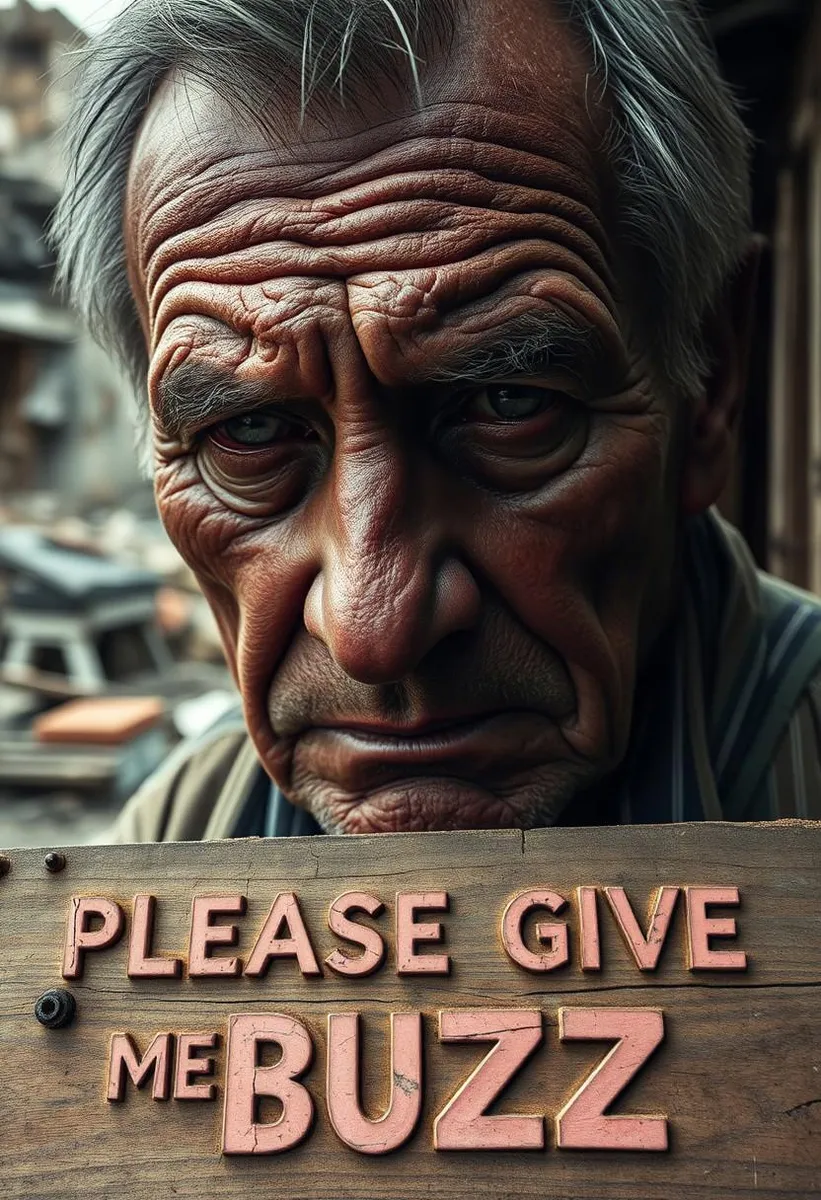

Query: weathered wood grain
[[0, 822, 819, 1199]]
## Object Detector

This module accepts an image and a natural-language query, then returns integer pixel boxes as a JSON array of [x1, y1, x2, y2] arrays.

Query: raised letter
[[244, 893, 321, 978], [435, 1010, 544, 1150], [326, 893, 386, 977], [577, 887, 601, 971], [189, 895, 245, 977], [127, 895, 182, 979], [556, 1008, 667, 1151], [174, 1033, 218, 1101], [327, 1013, 422, 1153], [604, 887, 679, 971], [501, 890, 569, 972], [107, 1032, 172, 1101], [396, 892, 450, 975], [63, 897, 124, 979], [686, 887, 747, 970], [222, 1014, 314, 1154]]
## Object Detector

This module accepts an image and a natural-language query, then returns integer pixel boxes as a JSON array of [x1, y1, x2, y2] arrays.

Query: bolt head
[[34, 988, 76, 1029], [44, 852, 66, 873], [0, 856, 10, 877]]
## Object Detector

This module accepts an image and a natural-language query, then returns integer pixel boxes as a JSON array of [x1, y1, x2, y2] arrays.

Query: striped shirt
[[109, 509, 821, 844], [604, 513, 821, 824]]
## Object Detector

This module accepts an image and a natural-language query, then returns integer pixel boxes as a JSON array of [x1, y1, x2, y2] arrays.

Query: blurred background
[[0, 0, 818, 845]]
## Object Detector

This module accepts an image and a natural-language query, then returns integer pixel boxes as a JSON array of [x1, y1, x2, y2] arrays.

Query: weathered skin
[[125, 0, 744, 833]]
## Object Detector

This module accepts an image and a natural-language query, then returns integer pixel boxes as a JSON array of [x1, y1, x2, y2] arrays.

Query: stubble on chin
[[281, 760, 600, 834]]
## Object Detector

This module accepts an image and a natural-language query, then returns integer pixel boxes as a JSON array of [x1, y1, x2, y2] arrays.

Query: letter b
[[222, 1014, 314, 1154]]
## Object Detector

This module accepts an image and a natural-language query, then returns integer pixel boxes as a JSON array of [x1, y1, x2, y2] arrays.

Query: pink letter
[[62, 897, 124, 979], [244, 893, 321, 978], [107, 1032, 172, 1101], [604, 887, 679, 971], [396, 892, 450, 975], [326, 893, 386, 978], [327, 1013, 422, 1153], [435, 1010, 544, 1150], [501, 890, 569, 972], [127, 895, 182, 979], [577, 887, 601, 971], [222, 1014, 314, 1154], [188, 895, 245, 976], [174, 1033, 218, 1101], [686, 887, 747, 970], [556, 1008, 668, 1151]]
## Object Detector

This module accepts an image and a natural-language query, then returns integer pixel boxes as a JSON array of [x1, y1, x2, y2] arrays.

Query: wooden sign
[[0, 822, 819, 1199]]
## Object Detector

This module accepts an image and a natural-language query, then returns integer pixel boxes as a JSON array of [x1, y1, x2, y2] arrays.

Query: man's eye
[[213, 411, 293, 448], [469, 384, 556, 421]]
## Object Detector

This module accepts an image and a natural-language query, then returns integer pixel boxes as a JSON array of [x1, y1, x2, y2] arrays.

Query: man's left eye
[[470, 384, 556, 421]]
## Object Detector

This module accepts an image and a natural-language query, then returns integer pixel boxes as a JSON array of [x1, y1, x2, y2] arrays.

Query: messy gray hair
[[51, 0, 751, 454]]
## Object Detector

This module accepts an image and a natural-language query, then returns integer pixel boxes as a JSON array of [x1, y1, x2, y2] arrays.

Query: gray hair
[[51, 0, 751, 460]]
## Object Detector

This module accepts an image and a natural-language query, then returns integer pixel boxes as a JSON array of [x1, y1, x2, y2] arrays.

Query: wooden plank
[[0, 822, 818, 1199], [0, 741, 119, 787], [768, 167, 809, 585]]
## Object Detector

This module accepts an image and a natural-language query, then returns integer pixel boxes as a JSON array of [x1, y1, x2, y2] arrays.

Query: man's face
[[126, 0, 706, 833]]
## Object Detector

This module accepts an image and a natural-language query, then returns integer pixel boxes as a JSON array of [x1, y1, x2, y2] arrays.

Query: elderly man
[[54, 0, 821, 841]]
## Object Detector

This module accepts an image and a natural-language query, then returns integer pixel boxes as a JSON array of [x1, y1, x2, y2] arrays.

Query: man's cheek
[[465, 505, 621, 711], [471, 422, 670, 752], [503, 419, 671, 617], [154, 462, 233, 563], [154, 458, 317, 724], [153, 464, 255, 672]]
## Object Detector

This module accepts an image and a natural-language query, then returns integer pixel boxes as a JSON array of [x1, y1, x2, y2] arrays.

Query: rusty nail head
[[44, 852, 66, 873], [0, 856, 10, 877], [35, 989, 76, 1029]]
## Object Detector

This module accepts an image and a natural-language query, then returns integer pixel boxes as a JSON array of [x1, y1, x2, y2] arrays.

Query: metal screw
[[0, 856, 10, 878], [34, 988, 77, 1029], [44, 852, 66, 873]]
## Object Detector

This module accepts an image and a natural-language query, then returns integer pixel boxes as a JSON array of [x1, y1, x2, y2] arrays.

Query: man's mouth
[[293, 711, 565, 791]]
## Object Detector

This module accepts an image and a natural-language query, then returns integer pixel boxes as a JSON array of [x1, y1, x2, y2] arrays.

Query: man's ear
[[679, 237, 764, 516]]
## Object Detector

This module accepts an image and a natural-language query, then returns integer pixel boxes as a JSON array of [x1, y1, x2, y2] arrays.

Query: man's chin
[[291, 775, 580, 835]]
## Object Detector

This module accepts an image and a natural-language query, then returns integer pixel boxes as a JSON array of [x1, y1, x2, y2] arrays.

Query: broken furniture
[[0, 526, 172, 691]]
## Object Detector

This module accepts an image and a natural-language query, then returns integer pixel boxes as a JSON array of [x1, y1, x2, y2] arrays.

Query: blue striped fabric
[[617, 511, 821, 825]]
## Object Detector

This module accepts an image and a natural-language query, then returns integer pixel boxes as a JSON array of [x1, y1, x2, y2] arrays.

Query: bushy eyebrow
[[422, 312, 604, 385], [155, 312, 611, 440], [155, 366, 274, 441]]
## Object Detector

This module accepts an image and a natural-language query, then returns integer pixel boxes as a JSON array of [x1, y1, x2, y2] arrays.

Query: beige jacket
[[108, 724, 259, 842]]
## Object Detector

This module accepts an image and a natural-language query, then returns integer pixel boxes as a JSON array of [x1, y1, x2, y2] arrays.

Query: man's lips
[[292, 711, 568, 791], [321, 712, 510, 739]]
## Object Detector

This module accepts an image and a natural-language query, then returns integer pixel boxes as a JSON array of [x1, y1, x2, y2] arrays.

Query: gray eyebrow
[[155, 312, 608, 440], [424, 312, 602, 386], [155, 365, 274, 441]]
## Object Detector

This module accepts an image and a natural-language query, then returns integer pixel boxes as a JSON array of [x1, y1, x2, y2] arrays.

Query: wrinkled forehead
[[125, 0, 606, 280]]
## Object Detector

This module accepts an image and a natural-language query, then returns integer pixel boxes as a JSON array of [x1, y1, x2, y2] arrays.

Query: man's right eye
[[198, 405, 325, 516], [214, 411, 288, 447], [210, 410, 315, 449]]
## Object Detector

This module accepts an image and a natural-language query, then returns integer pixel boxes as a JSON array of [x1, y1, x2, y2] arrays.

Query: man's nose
[[303, 450, 480, 685]]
